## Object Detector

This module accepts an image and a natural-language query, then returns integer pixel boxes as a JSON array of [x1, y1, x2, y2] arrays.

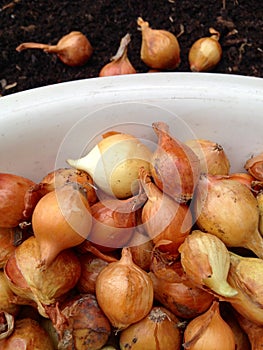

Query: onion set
[[16, 31, 93, 66], [96, 248, 154, 330], [32, 183, 92, 267], [194, 174, 263, 258], [150, 121, 200, 203], [99, 33, 136, 76], [67, 131, 152, 198], [137, 17, 180, 70], [188, 28, 222, 72]]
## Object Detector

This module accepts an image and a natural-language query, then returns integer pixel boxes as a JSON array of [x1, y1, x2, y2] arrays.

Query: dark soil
[[0, 0, 262, 96]]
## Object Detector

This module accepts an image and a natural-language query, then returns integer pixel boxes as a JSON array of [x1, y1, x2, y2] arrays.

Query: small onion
[[184, 138, 230, 175], [0, 318, 54, 350], [119, 306, 182, 350], [150, 121, 200, 203], [46, 294, 111, 350], [99, 33, 136, 76], [188, 28, 222, 72], [149, 271, 214, 319], [5, 236, 81, 317], [0, 173, 35, 228], [194, 174, 263, 258], [67, 131, 152, 199], [137, 17, 180, 70], [183, 301, 235, 350], [179, 230, 238, 298], [96, 247, 154, 330], [226, 252, 263, 325], [16, 31, 93, 66], [32, 183, 92, 267]]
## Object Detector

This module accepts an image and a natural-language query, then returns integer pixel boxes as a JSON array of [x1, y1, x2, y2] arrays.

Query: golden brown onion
[[137, 17, 180, 70], [32, 183, 92, 267], [183, 301, 235, 350], [150, 121, 200, 203], [185, 138, 230, 175], [149, 271, 214, 319], [6, 236, 81, 317], [16, 31, 93, 67], [188, 28, 222, 72], [0, 227, 16, 268], [96, 248, 154, 330], [0, 173, 35, 228], [0, 318, 54, 350], [139, 168, 192, 255], [119, 306, 181, 350]]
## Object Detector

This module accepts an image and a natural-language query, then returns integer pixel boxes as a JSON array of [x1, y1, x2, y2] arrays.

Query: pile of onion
[[1, 121, 263, 350]]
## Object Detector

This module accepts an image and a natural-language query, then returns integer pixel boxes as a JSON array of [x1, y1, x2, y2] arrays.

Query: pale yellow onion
[[178, 230, 238, 297], [96, 247, 154, 330], [67, 132, 152, 198], [226, 252, 263, 325], [184, 138, 230, 175], [183, 301, 235, 350], [194, 174, 263, 258]]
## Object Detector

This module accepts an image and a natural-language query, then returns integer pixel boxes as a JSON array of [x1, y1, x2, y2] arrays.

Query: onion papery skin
[[47, 294, 111, 350], [194, 174, 263, 258], [236, 311, 263, 350], [150, 121, 200, 203], [185, 138, 230, 175], [96, 248, 154, 330], [183, 301, 235, 350], [9, 236, 81, 317], [32, 183, 92, 267], [149, 272, 214, 319], [0, 173, 35, 228], [0, 318, 54, 350], [119, 306, 181, 350]]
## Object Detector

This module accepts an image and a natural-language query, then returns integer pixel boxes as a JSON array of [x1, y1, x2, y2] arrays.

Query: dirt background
[[0, 0, 262, 96]]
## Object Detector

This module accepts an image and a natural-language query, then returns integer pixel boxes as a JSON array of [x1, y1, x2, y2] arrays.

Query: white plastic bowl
[[1, 73, 263, 182]]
